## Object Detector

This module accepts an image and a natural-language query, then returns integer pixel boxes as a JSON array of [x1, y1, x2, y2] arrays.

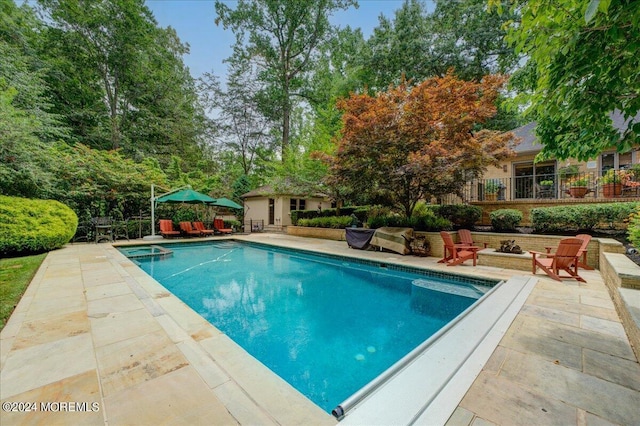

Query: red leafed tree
[[324, 71, 515, 218]]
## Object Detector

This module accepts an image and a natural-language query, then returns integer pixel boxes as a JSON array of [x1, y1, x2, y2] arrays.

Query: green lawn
[[0, 253, 46, 330]]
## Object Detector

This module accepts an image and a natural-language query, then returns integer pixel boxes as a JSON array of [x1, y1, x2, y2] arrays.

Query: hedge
[[490, 209, 523, 232], [531, 202, 638, 233], [0, 195, 78, 256], [428, 204, 482, 229], [297, 216, 353, 228], [291, 206, 370, 225], [628, 206, 640, 249]]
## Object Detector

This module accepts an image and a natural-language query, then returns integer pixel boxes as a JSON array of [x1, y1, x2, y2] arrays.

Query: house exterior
[[241, 185, 333, 232], [455, 112, 640, 225], [464, 111, 640, 203]]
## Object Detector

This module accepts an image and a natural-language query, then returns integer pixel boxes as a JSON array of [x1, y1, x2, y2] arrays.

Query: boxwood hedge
[[297, 216, 353, 228], [490, 209, 523, 232], [0, 195, 78, 256], [531, 202, 638, 233]]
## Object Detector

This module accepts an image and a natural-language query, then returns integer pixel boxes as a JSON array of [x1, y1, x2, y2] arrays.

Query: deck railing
[[459, 170, 639, 202]]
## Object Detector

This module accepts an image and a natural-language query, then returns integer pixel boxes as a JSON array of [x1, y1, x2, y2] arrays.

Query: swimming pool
[[122, 241, 496, 413]]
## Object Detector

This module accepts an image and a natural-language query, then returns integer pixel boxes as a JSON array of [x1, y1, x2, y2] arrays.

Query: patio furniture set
[[438, 230, 591, 283], [159, 218, 232, 238]]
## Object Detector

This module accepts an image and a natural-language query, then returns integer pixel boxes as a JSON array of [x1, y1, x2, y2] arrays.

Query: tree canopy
[[323, 72, 515, 217], [214, 0, 356, 161], [496, 0, 640, 161]]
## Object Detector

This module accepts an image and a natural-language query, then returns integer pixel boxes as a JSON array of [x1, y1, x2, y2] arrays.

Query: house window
[[601, 152, 633, 174], [289, 198, 307, 211], [513, 161, 556, 199]]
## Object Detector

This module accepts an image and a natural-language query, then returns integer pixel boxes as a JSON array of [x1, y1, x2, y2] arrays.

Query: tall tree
[[37, 0, 159, 150], [214, 0, 356, 160], [360, 0, 433, 91], [0, 0, 66, 197], [324, 72, 514, 217], [199, 56, 276, 175], [428, 0, 520, 80], [495, 0, 640, 160], [361, 0, 520, 90], [36, 0, 212, 169]]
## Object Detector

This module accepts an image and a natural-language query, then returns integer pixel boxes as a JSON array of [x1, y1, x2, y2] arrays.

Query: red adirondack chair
[[438, 231, 481, 266], [531, 237, 586, 282]]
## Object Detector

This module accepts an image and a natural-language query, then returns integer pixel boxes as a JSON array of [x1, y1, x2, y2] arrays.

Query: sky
[[145, 0, 433, 81]]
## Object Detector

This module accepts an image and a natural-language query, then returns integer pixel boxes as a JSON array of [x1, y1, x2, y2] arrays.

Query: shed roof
[[241, 185, 329, 199]]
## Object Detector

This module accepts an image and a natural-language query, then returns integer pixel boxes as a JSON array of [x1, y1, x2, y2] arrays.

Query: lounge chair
[[214, 218, 233, 234], [159, 219, 180, 238], [179, 221, 201, 237], [531, 237, 586, 282], [193, 221, 214, 236], [544, 234, 593, 270], [438, 231, 480, 266], [458, 229, 488, 248]]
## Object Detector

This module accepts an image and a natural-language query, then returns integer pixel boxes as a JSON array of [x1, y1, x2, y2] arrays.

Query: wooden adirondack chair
[[458, 229, 488, 248], [544, 234, 593, 270], [438, 231, 480, 266], [531, 237, 586, 282]]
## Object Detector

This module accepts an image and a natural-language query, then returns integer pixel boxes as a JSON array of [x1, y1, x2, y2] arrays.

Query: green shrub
[[224, 219, 242, 230], [531, 202, 638, 233], [410, 211, 453, 231], [170, 206, 197, 224], [291, 206, 370, 225], [297, 216, 353, 229], [431, 204, 482, 228], [627, 206, 640, 249], [490, 209, 523, 232], [0, 195, 78, 256]]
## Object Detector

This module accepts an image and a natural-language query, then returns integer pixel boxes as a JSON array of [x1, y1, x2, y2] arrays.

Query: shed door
[[268, 198, 275, 225]]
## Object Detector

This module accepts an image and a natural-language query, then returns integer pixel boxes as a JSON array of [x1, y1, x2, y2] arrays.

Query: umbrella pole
[[151, 184, 155, 237], [143, 184, 163, 241]]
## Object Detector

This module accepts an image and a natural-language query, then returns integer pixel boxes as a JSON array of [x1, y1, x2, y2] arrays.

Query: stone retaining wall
[[600, 252, 640, 361]]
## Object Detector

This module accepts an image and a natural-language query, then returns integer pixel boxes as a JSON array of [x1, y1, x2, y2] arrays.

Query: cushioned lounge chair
[[531, 237, 585, 282], [193, 221, 214, 236], [438, 231, 480, 266], [214, 218, 233, 234], [159, 219, 180, 238], [179, 221, 201, 237]]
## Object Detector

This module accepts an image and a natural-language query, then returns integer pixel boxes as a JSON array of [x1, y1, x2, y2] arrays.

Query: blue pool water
[[124, 241, 491, 412]]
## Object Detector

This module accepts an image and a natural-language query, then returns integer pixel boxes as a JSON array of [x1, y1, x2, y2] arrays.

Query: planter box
[[602, 183, 622, 198]]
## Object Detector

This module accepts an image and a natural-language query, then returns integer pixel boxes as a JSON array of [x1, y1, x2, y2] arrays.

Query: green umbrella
[[156, 188, 216, 204], [207, 197, 243, 210]]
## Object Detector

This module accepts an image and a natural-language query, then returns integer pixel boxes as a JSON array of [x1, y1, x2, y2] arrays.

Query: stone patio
[[1, 233, 639, 425]]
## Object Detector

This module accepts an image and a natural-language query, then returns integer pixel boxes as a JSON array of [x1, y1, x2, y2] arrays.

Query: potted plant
[[539, 179, 554, 188], [600, 169, 627, 198], [484, 179, 501, 201], [568, 176, 591, 198]]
